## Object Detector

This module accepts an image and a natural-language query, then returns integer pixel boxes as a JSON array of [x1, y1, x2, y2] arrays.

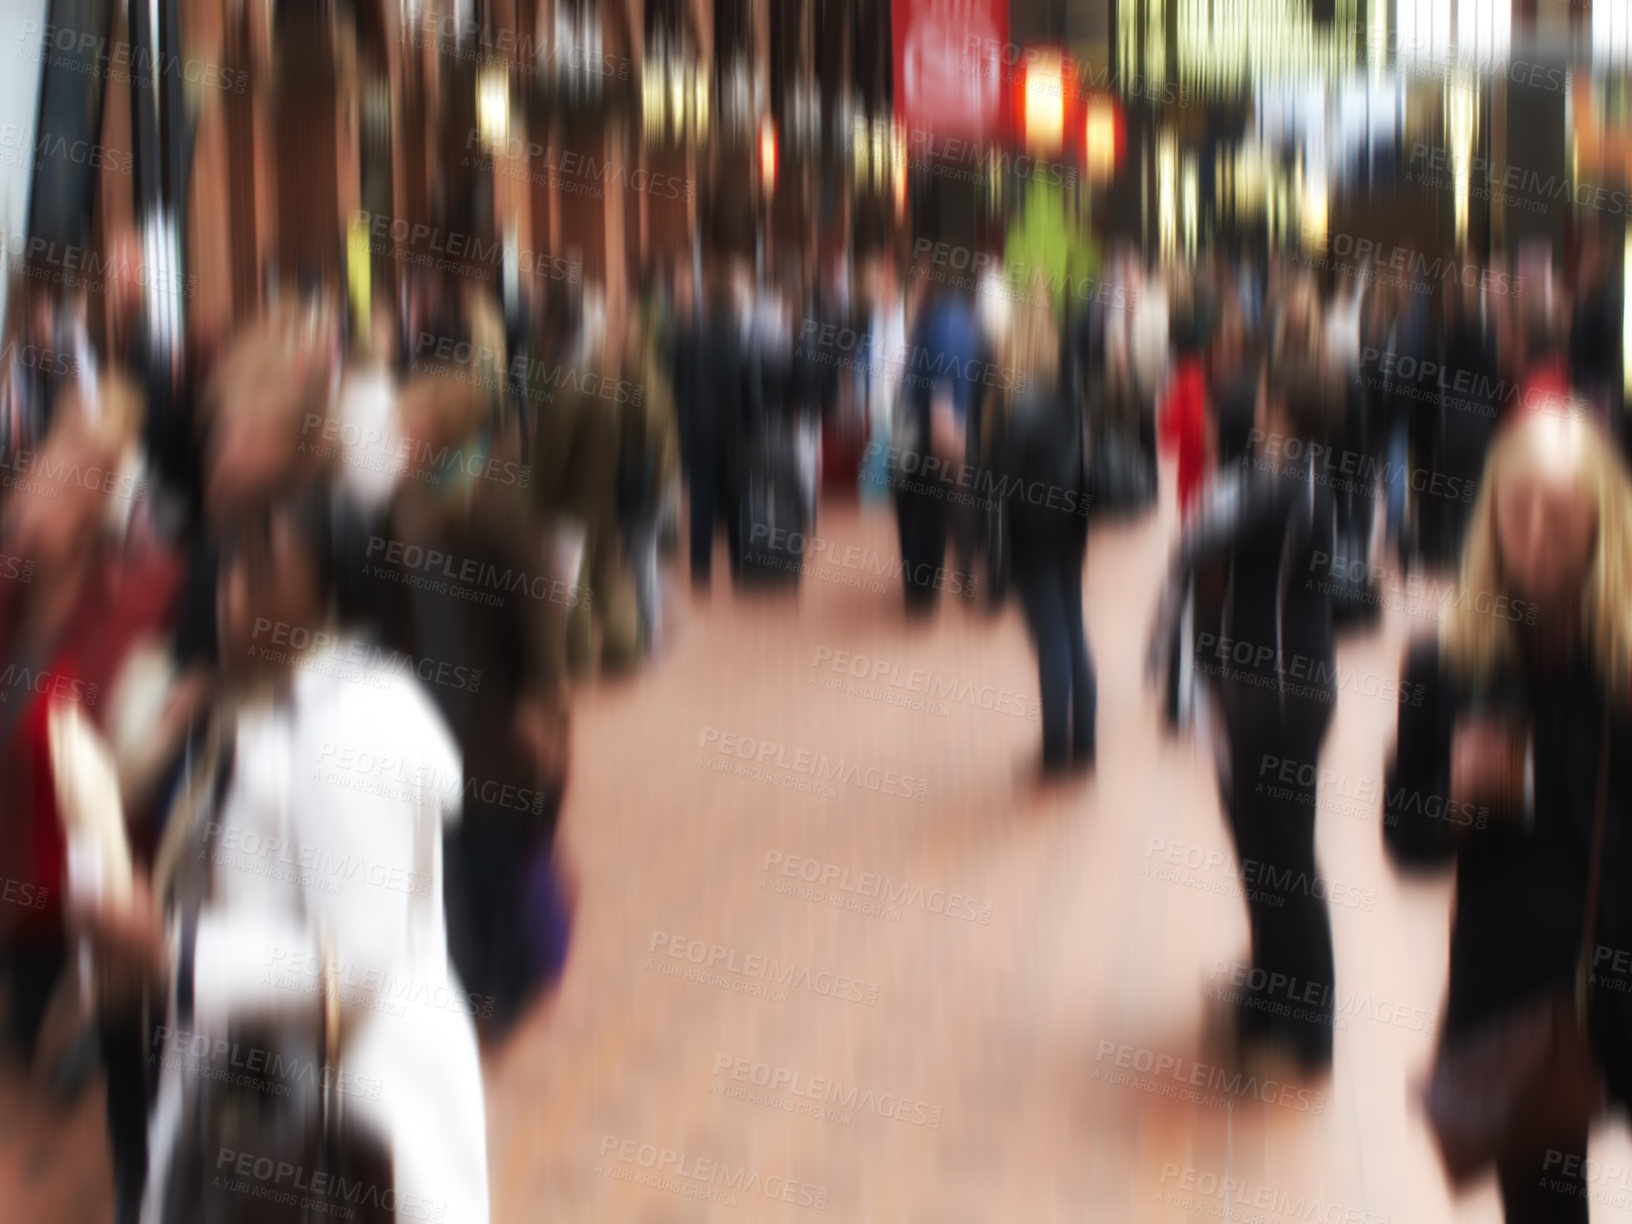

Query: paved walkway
[[6, 479, 1632, 1222]]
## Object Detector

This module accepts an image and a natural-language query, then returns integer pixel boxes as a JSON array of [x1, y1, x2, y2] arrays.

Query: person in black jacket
[[1210, 301, 1260, 471], [996, 288, 1095, 775], [1149, 358, 1340, 1071], [1570, 224, 1625, 456], [1420, 279, 1501, 569], [676, 267, 752, 587], [669, 260, 707, 582], [1385, 407, 1632, 1222]]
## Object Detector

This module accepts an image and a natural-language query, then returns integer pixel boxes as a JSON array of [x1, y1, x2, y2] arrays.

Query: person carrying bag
[[1385, 408, 1632, 1221], [158, 936, 396, 1223], [1422, 718, 1609, 1185]]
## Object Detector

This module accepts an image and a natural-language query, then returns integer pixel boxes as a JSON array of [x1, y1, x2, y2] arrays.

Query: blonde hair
[[1442, 407, 1632, 688], [1002, 279, 1059, 396]]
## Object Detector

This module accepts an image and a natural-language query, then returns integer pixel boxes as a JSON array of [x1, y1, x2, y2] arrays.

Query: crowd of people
[[834, 231, 1632, 1224], [1, 214, 1630, 1223], [0, 258, 679, 1221]]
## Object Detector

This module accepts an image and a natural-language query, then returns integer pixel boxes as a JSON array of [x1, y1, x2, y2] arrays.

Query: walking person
[[676, 267, 752, 589], [386, 359, 573, 1040], [894, 276, 981, 615], [618, 296, 680, 657], [70, 480, 491, 1224], [1386, 407, 1632, 1222], [995, 286, 1095, 776], [0, 375, 191, 1223], [1148, 359, 1342, 1072], [858, 255, 906, 506]]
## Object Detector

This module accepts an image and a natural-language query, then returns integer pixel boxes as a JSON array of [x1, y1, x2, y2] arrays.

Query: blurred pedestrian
[[1149, 360, 1341, 1072], [895, 278, 980, 616], [1158, 299, 1210, 519], [0, 375, 190, 1222], [386, 358, 572, 1030], [531, 308, 640, 672], [995, 286, 1095, 776], [86, 480, 491, 1224], [1387, 407, 1632, 1222], [619, 299, 680, 656]]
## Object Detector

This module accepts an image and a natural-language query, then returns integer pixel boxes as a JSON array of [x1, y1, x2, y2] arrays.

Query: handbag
[[1422, 720, 1611, 1184], [160, 934, 396, 1223], [155, 741, 396, 1223]]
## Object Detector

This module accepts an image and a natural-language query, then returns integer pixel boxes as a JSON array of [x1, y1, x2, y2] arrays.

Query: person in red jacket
[[1159, 303, 1211, 519]]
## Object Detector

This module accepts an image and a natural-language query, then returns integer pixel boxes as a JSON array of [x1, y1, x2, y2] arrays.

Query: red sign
[[893, 0, 1010, 142]]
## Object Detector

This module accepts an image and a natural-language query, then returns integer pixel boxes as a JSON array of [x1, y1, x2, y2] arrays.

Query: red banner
[[892, 0, 1010, 143]]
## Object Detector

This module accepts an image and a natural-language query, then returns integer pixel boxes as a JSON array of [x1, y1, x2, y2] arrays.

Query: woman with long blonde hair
[[1385, 406, 1632, 1221]]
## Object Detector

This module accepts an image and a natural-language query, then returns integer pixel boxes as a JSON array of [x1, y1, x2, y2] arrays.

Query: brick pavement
[[7, 487, 1632, 1222]]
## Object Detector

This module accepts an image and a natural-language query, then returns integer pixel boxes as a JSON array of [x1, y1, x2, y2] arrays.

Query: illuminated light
[[892, 122, 907, 218], [1022, 51, 1066, 153], [347, 212, 371, 343], [1182, 153, 1200, 261], [1084, 94, 1118, 180], [1173, 0, 1368, 93], [643, 68, 665, 138], [1623, 229, 1632, 399], [1118, 0, 1140, 101], [1398, 0, 1509, 70], [1147, 0, 1166, 92], [1445, 71, 1478, 249], [670, 62, 686, 141], [1157, 131, 1178, 264], [1595, 0, 1632, 66], [853, 115, 869, 185], [1300, 167, 1329, 249], [693, 70, 710, 140], [477, 62, 509, 155], [760, 116, 778, 199]]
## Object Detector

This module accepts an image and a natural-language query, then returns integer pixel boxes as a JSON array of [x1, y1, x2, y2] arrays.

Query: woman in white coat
[[69, 485, 490, 1223]]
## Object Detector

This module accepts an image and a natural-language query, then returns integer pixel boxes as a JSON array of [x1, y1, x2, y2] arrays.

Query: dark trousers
[[687, 449, 718, 582], [897, 482, 949, 614], [1014, 549, 1096, 765], [1333, 385, 1374, 565], [3, 931, 65, 1054], [1222, 689, 1335, 1063], [104, 1013, 151, 1224], [1499, 1124, 1589, 1223], [948, 500, 977, 595], [1138, 401, 1159, 484], [1333, 465, 1376, 574], [445, 802, 546, 1039]]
